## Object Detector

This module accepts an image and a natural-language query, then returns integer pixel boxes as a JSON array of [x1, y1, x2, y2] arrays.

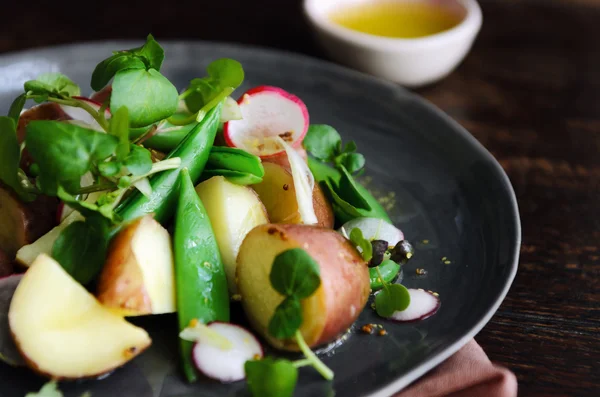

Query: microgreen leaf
[[201, 169, 262, 185], [268, 296, 302, 339], [343, 141, 357, 153], [245, 358, 298, 397], [98, 161, 121, 177], [111, 68, 178, 128], [52, 215, 110, 285], [26, 121, 118, 194], [24, 73, 80, 97], [304, 124, 342, 161], [349, 228, 373, 262], [336, 152, 365, 174], [91, 34, 165, 91], [270, 248, 321, 299], [57, 187, 117, 223], [109, 106, 130, 161], [8, 93, 26, 124], [0, 117, 35, 201], [124, 144, 152, 176], [375, 283, 411, 317], [183, 59, 244, 114]]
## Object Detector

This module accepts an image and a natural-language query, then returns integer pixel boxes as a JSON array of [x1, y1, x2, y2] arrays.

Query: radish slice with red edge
[[0, 275, 25, 366], [224, 86, 309, 158], [60, 96, 111, 130], [388, 288, 440, 323], [339, 217, 404, 247], [192, 322, 263, 383]]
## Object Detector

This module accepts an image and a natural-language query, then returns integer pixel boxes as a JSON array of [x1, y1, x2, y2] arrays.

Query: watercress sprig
[[245, 248, 334, 397], [171, 58, 244, 125]]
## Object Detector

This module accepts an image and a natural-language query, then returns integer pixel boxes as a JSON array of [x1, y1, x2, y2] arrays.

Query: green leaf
[[134, 34, 165, 71], [91, 55, 146, 92], [206, 146, 264, 178], [343, 141, 357, 153], [57, 187, 116, 223], [109, 106, 131, 161], [336, 166, 371, 210], [322, 179, 363, 220], [184, 59, 244, 114], [26, 121, 118, 194], [304, 124, 342, 161], [98, 161, 122, 177], [336, 152, 365, 174], [52, 216, 110, 285], [268, 296, 302, 339], [375, 283, 411, 317], [111, 68, 178, 128], [124, 145, 152, 175], [201, 169, 262, 185], [24, 73, 80, 97], [245, 358, 298, 397], [8, 94, 26, 124], [90, 34, 165, 91], [270, 248, 321, 299], [0, 117, 35, 201], [25, 381, 63, 397], [349, 228, 373, 262]]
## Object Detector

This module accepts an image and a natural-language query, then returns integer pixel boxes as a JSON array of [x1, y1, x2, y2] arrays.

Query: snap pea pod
[[307, 157, 390, 223], [202, 146, 265, 185], [129, 121, 198, 152], [114, 104, 222, 228], [174, 168, 230, 383], [369, 259, 401, 290]]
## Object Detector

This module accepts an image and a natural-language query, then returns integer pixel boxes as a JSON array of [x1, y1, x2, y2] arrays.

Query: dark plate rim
[[0, 39, 521, 397]]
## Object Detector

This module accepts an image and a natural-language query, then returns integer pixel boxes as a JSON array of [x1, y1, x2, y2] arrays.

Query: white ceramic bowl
[[303, 0, 483, 87]]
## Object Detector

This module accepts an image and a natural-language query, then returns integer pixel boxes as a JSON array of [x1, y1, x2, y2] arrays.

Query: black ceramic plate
[[0, 41, 520, 397]]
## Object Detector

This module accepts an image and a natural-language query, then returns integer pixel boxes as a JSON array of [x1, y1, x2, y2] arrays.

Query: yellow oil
[[329, 1, 463, 39]]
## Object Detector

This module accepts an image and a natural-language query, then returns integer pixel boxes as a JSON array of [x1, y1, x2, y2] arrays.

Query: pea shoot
[[245, 248, 334, 397]]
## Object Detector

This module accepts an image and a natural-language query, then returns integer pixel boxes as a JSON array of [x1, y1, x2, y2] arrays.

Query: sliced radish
[[339, 218, 404, 247], [0, 275, 25, 366], [220, 96, 243, 123], [224, 86, 309, 158], [60, 96, 111, 130], [388, 289, 440, 323], [192, 322, 263, 383]]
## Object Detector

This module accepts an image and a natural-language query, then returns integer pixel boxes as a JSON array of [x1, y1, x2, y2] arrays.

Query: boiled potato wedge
[[252, 162, 334, 228], [9, 254, 151, 380], [97, 215, 176, 316], [195, 176, 269, 295], [236, 224, 369, 351]]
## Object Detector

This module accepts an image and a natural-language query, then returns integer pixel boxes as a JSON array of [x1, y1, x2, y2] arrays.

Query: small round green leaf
[[375, 284, 411, 317], [269, 248, 321, 299], [268, 297, 303, 339], [245, 358, 298, 397]]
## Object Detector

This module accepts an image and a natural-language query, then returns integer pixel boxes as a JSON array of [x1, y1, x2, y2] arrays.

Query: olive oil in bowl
[[329, 1, 464, 39]]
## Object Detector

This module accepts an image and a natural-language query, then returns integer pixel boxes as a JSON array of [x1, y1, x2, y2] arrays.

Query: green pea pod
[[174, 168, 230, 383], [369, 259, 401, 290], [308, 157, 390, 223], [201, 169, 263, 185], [129, 122, 198, 152], [115, 104, 222, 228], [207, 146, 264, 179]]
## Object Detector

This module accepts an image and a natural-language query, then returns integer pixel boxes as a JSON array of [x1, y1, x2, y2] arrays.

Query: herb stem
[[167, 112, 198, 126], [75, 182, 115, 194], [72, 98, 110, 131], [292, 358, 313, 368], [375, 267, 388, 289], [295, 331, 334, 381]]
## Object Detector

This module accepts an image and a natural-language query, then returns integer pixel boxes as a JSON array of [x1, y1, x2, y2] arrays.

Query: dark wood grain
[[1, 0, 598, 395]]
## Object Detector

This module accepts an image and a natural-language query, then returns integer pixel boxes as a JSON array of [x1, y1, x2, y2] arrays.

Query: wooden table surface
[[1, 0, 598, 395]]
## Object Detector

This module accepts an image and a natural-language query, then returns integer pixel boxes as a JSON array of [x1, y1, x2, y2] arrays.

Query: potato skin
[[0, 185, 58, 259], [237, 224, 369, 350], [96, 218, 152, 315]]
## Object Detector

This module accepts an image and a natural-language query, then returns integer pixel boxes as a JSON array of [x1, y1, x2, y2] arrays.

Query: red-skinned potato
[[236, 224, 369, 351], [97, 215, 176, 316], [251, 162, 334, 229]]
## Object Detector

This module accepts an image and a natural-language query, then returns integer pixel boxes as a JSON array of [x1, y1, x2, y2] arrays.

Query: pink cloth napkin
[[395, 340, 518, 397]]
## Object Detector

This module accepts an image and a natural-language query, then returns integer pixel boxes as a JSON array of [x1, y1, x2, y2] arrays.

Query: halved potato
[[9, 254, 151, 380], [97, 215, 176, 316], [236, 224, 369, 351], [195, 176, 269, 295], [252, 162, 334, 228]]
